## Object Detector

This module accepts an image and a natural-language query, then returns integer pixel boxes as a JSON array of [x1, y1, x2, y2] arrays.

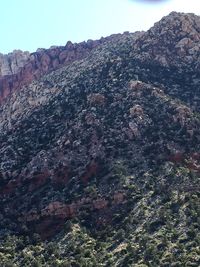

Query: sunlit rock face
[[0, 50, 30, 76]]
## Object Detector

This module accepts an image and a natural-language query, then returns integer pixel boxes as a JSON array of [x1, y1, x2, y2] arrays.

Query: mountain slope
[[0, 34, 132, 105], [0, 12, 200, 267]]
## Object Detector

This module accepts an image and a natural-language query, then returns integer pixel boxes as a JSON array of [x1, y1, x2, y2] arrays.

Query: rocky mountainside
[[0, 11, 200, 267], [0, 34, 130, 105]]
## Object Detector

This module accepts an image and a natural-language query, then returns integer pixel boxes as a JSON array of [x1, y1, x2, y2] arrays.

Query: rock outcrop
[[133, 12, 200, 69], [0, 50, 30, 76]]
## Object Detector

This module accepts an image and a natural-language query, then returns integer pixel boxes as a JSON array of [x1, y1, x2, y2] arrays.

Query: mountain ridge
[[0, 33, 134, 105]]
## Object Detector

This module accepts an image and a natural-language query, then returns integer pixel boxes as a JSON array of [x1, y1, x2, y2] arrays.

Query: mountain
[[0, 50, 30, 76], [0, 12, 200, 267]]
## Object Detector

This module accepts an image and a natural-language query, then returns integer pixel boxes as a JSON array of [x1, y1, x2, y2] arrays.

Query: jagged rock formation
[[0, 12, 200, 267], [0, 50, 30, 76]]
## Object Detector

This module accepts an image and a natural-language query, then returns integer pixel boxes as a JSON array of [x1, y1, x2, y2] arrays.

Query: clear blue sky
[[0, 0, 199, 54]]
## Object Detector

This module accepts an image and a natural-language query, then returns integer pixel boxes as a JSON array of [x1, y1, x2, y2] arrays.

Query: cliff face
[[0, 50, 30, 76], [0, 12, 200, 266]]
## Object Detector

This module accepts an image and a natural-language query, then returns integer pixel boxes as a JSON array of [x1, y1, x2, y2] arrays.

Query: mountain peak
[[151, 11, 200, 36], [133, 12, 200, 69]]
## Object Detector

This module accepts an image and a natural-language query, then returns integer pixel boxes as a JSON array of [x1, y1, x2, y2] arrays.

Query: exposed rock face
[[0, 12, 200, 266], [0, 50, 30, 76]]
